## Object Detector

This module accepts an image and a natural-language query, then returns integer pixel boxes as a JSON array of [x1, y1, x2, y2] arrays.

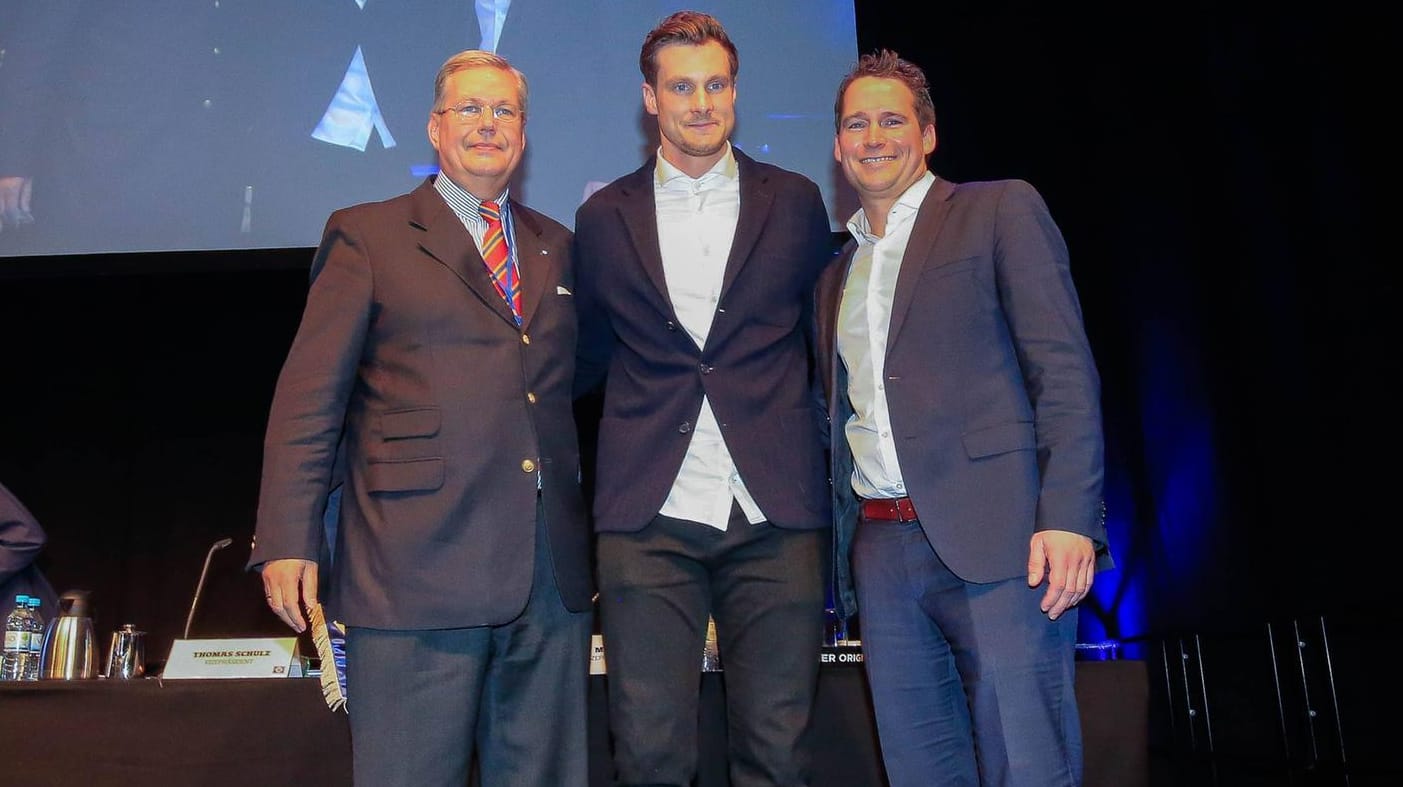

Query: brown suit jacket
[[252, 178, 592, 628]]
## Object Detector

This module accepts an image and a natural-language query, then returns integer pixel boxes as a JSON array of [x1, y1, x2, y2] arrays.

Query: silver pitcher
[[105, 623, 146, 679]]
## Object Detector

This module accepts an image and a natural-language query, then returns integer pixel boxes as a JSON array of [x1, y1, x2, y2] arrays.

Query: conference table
[[0, 659, 1146, 786]]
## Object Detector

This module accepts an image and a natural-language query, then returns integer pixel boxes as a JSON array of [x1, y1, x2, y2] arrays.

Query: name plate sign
[[589, 634, 607, 676], [163, 637, 299, 679]]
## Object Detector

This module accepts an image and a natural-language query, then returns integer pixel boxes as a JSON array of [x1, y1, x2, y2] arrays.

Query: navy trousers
[[853, 519, 1083, 787]]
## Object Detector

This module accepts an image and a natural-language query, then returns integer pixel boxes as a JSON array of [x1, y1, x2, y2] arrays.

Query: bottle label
[[3, 630, 21, 651]]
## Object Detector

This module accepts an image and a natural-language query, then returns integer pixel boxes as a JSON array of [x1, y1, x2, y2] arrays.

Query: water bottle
[[2, 594, 29, 681], [24, 597, 44, 681]]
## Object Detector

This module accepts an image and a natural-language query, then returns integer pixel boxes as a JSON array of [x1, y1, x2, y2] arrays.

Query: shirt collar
[[654, 142, 739, 191], [845, 171, 936, 244], [433, 173, 509, 222]]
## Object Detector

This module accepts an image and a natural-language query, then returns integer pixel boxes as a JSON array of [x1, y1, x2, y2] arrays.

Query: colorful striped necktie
[[478, 200, 521, 323]]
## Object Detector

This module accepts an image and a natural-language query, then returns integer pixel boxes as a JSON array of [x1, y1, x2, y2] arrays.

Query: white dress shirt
[[654, 145, 764, 531], [837, 171, 936, 500]]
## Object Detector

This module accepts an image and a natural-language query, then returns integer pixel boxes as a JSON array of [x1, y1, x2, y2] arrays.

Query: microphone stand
[[183, 537, 234, 639]]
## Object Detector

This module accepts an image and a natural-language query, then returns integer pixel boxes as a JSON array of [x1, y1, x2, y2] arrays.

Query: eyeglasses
[[435, 102, 522, 124]]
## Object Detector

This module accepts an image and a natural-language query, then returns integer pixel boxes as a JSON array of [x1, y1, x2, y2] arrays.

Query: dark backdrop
[[0, 1, 1393, 779], [851, 0, 1392, 632]]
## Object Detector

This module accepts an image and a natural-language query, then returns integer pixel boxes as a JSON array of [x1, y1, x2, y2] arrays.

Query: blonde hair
[[433, 50, 530, 115]]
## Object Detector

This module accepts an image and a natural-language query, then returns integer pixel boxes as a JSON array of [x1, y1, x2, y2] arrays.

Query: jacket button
[[521, 334, 531, 345], [526, 392, 537, 404], [678, 421, 692, 434], [521, 459, 537, 473], [699, 363, 712, 375], [665, 320, 677, 331]]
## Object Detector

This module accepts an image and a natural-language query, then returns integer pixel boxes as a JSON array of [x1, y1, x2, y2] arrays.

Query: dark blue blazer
[[818, 177, 1109, 618], [575, 150, 833, 533]]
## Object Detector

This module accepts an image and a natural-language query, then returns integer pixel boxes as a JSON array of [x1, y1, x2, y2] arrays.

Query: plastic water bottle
[[2, 594, 30, 681], [25, 597, 44, 681]]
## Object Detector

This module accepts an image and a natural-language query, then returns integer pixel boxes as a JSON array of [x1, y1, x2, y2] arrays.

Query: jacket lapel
[[512, 204, 556, 330], [717, 150, 773, 304], [816, 244, 854, 414], [412, 179, 518, 329], [616, 161, 675, 316], [885, 177, 955, 358]]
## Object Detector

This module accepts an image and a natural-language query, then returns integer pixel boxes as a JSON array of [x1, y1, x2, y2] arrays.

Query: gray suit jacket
[[252, 178, 592, 628], [818, 177, 1109, 618], [0, 481, 58, 616]]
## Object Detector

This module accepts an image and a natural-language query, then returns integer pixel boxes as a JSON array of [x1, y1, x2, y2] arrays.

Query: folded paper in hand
[[308, 603, 348, 712]]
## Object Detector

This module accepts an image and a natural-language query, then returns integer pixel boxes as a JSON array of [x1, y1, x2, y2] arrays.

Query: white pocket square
[[556, 285, 573, 295]]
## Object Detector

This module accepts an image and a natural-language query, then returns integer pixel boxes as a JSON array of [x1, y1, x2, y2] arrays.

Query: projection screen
[[0, 1, 857, 259]]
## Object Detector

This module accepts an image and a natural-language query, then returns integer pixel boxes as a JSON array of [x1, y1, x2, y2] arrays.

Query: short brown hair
[[433, 50, 530, 116], [833, 49, 936, 132], [639, 10, 739, 86]]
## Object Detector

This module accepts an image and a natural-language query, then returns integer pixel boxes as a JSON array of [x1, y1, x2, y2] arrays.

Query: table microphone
[[182, 537, 234, 639]]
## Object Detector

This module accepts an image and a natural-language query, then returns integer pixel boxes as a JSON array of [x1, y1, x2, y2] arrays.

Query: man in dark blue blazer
[[574, 11, 833, 787], [819, 51, 1113, 786]]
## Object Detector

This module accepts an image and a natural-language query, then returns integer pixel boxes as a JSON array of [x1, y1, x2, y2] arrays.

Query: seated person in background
[[0, 481, 59, 615]]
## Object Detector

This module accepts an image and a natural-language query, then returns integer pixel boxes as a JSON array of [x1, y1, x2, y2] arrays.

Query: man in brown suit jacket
[[251, 50, 592, 787]]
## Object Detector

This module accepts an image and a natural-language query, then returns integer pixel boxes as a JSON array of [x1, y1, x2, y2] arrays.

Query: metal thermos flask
[[39, 590, 98, 680]]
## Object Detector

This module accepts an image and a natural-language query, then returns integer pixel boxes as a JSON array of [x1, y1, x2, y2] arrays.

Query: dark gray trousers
[[597, 508, 827, 787]]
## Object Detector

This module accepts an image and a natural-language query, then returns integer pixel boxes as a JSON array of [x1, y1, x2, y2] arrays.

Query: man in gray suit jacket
[[252, 50, 592, 787], [574, 11, 833, 787], [819, 51, 1112, 786], [0, 481, 58, 618]]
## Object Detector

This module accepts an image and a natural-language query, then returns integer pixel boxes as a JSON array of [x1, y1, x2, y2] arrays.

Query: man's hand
[[260, 558, 319, 633], [0, 176, 34, 233], [1027, 530, 1095, 621]]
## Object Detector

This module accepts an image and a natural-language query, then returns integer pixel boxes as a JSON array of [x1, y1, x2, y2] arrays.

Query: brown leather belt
[[859, 496, 919, 522]]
